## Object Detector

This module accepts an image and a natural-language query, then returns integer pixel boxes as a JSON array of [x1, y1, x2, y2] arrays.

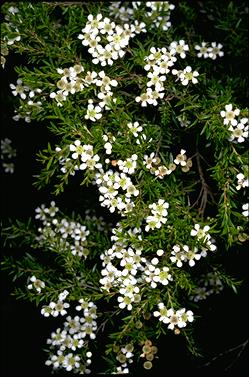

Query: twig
[[190, 150, 215, 217], [200, 339, 249, 371]]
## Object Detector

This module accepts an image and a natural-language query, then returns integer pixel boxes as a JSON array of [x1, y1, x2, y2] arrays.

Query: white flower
[[195, 42, 209, 58], [161, 308, 178, 330], [220, 104, 240, 126], [63, 353, 81, 371], [147, 69, 166, 91], [49, 300, 70, 317], [228, 118, 248, 143], [98, 17, 115, 35], [27, 275, 45, 293], [236, 173, 249, 190], [183, 245, 201, 267], [153, 302, 169, 324], [208, 42, 224, 60], [174, 149, 187, 166], [10, 79, 29, 99], [1, 138, 16, 158], [96, 70, 118, 92], [127, 121, 143, 137], [143, 152, 158, 169], [85, 100, 102, 121], [135, 91, 152, 107], [150, 198, 169, 217], [170, 40, 189, 59], [242, 203, 249, 217], [156, 249, 164, 257], [98, 91, 116, 110], [117, 154, 138, 174], [118, 295, 133, 310], [190, 224, 210, 240], [170, 245, 186, 267], [154, 267, 173, 285], [145, 199, 169, 232], [176, 308, 194, 328], [58, 290, 69, 301], [2, 162, 15, 173], [179, 66, 199, 86], [83, 70, 98, 86]]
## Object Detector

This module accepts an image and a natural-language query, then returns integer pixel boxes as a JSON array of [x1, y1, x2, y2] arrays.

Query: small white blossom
[[174, 149, 187, 166], [10, 79, 29, 99], [228, 118, 248, 143], [85, 100, 102, 121], [236, 173, 249, 190], [170, 40, 189, 59], [208, 42, 224, 60], [179, 66, 199, 86], [27, 275, 45, 293], [220, 104, 240, 126], [195, 42, 209, 58]]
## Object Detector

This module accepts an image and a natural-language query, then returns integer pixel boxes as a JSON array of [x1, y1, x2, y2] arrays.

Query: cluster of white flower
[[190, 271, 224, 302], [153, 303, 194, 332], [10, 79, 42, 100], [41, 290, 70, 317], [136, 46, 173, 106], [99, 226, 143, 292], [136, 42, 198, 106], [145, 199, 169, 232], [144, 259, 173, 288], [50, 64, 84, 106], [242, 203, 249, 217], [99, 226, 174, 312], [236, 173, 249, 190], [50, 65, 118, 121], [9, 78, 43, 122], [35, 201, 90, 259], [145, 2, 175, 31], [27, 275, 45, 293], [69, 140, 102, 172], [94, 168, 139, 214], [127, 121, 147, 145], [109, 2, 174, 32], [143, 152, 176, 179], [113, 343, 134, 374], [45, 299, 96, 373], [220, 104, 248, 143], [1, 138, 16, 174], [78, 13, 146, 66], [143, 149, 192, 179], [195, 41, 224, 60], [109, 2, 138, 23], [117, 154, 138, 175], [1, 6, 21, 68], [170, 244, 202, 267], [170, 224, 216, 267]]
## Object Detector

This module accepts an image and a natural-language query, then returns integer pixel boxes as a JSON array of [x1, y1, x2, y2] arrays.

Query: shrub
[[1, 1, 248, 375]]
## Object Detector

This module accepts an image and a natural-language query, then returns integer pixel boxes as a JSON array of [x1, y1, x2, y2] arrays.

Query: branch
[[200, 339, 249, 371], [191, 150, 215, 217]]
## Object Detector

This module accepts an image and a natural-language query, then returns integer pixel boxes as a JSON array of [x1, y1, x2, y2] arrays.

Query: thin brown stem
[[190, 151, 215, 217]]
